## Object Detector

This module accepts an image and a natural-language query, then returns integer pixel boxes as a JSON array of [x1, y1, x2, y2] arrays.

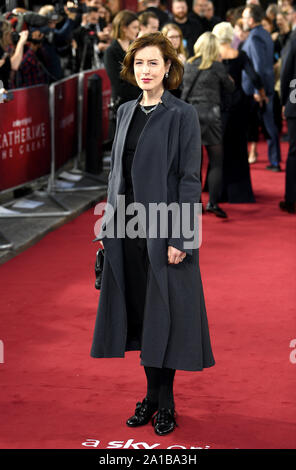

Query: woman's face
[[276, 13, 288, 30], [133, 45, 171, 94], [166, 28, 181, 51], [262, 19, 273, 33], [234, 24, 247, 41], [122, 20, 140, 41]]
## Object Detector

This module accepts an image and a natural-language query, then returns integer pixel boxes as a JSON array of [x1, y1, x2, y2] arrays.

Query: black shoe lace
[[135, 399, 149, 417], [155, 407, 176, 425]]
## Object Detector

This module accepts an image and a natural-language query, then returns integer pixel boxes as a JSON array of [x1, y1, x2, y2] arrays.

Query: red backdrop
[[52, 75, 79, 170], [0, 85, 51, 191]]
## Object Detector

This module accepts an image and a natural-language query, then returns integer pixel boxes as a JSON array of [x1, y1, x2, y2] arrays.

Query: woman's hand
[[18, 30, 29, 45], [100, 241, 104, 249], [168, 245, 186, 264]]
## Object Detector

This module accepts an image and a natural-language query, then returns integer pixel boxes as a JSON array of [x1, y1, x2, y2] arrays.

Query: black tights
[[144, 366, 176, 410], [206, 143, 223, 205]]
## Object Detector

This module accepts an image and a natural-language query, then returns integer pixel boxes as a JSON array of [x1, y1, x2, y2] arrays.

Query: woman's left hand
[[168, 245, 186, 264]]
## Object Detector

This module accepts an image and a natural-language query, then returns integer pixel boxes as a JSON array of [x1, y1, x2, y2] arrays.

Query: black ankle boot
[[126, 397, 158, 427], [206, 202, 228, 218], [152, 407, 177, 435]]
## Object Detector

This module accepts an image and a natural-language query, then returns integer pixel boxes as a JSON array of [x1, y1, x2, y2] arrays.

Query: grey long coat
[[90, 89, 215, 372]]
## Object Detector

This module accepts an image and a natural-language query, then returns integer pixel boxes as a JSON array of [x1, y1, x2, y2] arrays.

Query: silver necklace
[[139, 101, 160, 115]]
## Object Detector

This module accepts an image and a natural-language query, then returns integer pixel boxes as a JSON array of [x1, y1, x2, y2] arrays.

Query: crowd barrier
[[0, 68, 111, 196]]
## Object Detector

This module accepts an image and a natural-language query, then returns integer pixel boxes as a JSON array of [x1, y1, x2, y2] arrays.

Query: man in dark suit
[[279, 6, 296, 213], [242, 4, 282, 171]]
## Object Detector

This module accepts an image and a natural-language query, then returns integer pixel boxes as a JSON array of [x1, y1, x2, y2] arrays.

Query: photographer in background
[[38, 2, 79, 83], [0, 18, 28, 89], [72, 4, 111, 72], [15, 28, 48, 87]]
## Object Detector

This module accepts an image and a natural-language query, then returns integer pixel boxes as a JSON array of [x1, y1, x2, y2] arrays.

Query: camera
[[54, 0, 95, 16], [2, 11, 48, 44]]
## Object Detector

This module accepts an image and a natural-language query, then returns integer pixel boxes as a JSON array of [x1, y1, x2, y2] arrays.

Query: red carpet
[[0, 141, 295, 449]]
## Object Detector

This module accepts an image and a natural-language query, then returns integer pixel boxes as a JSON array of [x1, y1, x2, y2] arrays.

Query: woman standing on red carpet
[[90, 32, 215, 436]]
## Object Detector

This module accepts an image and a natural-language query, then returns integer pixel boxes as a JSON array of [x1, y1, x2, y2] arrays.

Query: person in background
[[72, 5, 111, 72], [273, 10, 291, 134], [0, 19, 28, 89], [213, 21, 266, 203], [277, 0, 294, 10], [188, 0, 209, 32], [171, 0, 203, 57], [204, 1, 221, 30], [246, 0, 261, 5], [103, 10, 141, 139], [225, 8, 236, 26], [104, 0, 121, 17], [161, 22, 187, 63], [273, 10, 291, 57], [279, 4, 296, 213], [138, 11, 159, 37], [181, 32, 235, 218], [161, 22, 187, 97], [284, 3, 295, 28], [102, 4, 113, 25], [85, 0, 103, 7], [233, 14, 260, 164], [262, 15, 275, 34], [38, 3, 79, 83], [16, 29, 48, 87], [266, 3, 279, 30], [97, 3, 113, 34], [140, 0, 170, 29], [242, 4, 282, 172], [233, 17, 249, 50]]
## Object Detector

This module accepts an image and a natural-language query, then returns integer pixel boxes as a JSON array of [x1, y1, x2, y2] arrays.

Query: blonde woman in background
[[181, 32, 235, 218], [161, 23, 187, 64], [161, 23, 187, 98], [213, 21, 266, 203]]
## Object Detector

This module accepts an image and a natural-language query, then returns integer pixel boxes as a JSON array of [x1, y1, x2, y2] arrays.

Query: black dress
[[104, 39, 141, 107], [220, 50, 262, 203], [122, 102, 156, 350]]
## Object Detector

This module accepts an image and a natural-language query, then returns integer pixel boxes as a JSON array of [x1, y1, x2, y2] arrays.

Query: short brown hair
[[120, 32, 184, 90], [138, 11, 158, 26]]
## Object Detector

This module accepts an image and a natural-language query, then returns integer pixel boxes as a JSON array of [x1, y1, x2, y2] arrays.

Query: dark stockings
[[206, 143, 223, 205], [144, 366, 176, 409]]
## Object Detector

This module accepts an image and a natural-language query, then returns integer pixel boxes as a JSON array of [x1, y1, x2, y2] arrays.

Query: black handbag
[[94, 248, 105, 290]]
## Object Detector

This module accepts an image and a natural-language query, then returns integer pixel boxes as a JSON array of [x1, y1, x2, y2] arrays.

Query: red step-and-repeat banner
[[52, 75, 79, 171], [0, 69, 111, 192], [0, 85, 51, 192]]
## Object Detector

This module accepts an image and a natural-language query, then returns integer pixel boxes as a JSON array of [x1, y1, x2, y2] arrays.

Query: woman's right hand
[[100, 241, 104, 249]]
